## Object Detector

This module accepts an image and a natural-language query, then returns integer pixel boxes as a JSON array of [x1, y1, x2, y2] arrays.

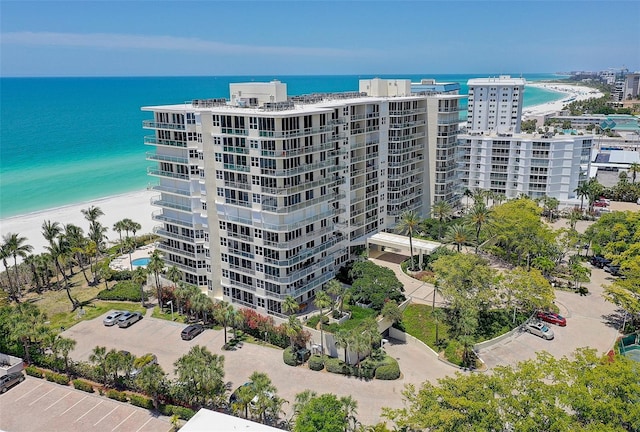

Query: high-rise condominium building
[[143, 79, 461, 315], [466, 75, 526, 134], [459, 76, 592, 202]]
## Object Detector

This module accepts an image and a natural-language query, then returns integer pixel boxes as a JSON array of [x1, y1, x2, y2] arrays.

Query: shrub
[[324, 357, 351, 375], [129, 394, 154, 409], [159, 404, 195, 420], [354, 359, 376, 379], [375, 362, 401, 380], [25, 366, 43, 378], [107, 389, 129, 402], [45, 371, 69, 385], [72, 379, 94, 393], [283, 347, 298, 366], [97, 280, 148, 302], [108, 270, 133, 281], [308, 355, 325, 371]]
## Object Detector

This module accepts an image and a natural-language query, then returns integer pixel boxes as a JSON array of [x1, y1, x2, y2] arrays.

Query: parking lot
[[0, 377, 171, 432]]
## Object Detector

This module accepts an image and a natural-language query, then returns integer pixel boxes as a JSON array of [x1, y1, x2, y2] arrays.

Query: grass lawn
[[324, 306, 378, 333], [151, 306, 187, 323], [402, 304, 450, 350]]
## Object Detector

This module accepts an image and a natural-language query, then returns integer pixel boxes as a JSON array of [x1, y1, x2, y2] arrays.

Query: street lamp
[[166, 300, 174, 321]]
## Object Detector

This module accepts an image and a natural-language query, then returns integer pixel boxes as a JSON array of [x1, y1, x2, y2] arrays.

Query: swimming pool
[[131, 257, 151, 267]]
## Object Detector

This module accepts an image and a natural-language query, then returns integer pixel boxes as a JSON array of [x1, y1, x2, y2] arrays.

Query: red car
[[536, 311, 567, 326], [594, 201, 609, 207]]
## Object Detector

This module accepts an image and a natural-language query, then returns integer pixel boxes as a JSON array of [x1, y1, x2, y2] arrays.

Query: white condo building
[[142, 79, 461, 314], [459, 76, 592, 202]]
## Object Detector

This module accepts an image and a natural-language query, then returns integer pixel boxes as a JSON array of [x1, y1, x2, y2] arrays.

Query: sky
[[1, 0, 639, 77]]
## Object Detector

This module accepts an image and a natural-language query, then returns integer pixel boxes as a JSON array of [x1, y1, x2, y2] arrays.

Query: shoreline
[[523, 82, 604, 118], [0, 189, 156, 258]]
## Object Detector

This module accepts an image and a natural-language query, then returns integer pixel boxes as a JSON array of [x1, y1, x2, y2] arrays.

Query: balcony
[[220, 128, 249, 136], [261, 176, 342, 196], [223, 163, 250, 173], [143, 120, 185, 130], [258, 125, 333, 139], [262, 225, 335, 249], [389, 120, 426, 129], [222, 146, 250, 155], [153, 226, 197, 243], [144, 136, 187, 148], [388, 132, 425, 142], [157, 243, 196, 259], [263, 237, 337, 267], [146, 152, 188, 164], [220, 209, 336, 232], [150, 197, 192, 212], [260, 141, 334, 158], [261, 191, 342, 214], [260, 159, 340, 177], [147, 169, 190, 181], [152, 211, 194, 228], [149, 184, 192, 197], [264, 255, 334, 284]]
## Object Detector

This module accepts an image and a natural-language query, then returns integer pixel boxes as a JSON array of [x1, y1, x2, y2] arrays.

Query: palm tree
[[334, 329, 350, 363], [190, 292, 213, 323], [147, 250, 165, 306], [46, 235, 79, 310], [284, 315, 302, 350], [313, 290, 332, 355], [4, 233, 33, 300], [396, 210, 421, 271], [112, 220, 126, 254], [132, 267, 147, 307], [7, 303, 49, 364], [0, 240, 17, 302], [52, 336, 76, 375], [463, 188, 473, 209], [629, 162, 640, 184], [123, 236, 137, 271], [135, 364, 167, 410], [213, 301, 234, 344], [340, 395, 359, 432], [325, 279, 346, 314], [81, 205, 104, 224], [467, 202, 492, 254], [87, 221, 108, 284], [282, 295, 299, 316], [130, 221, 142, 244], [232, 383, 255, 419], [64, 224, 91, 285], [574, 182, 590, 212], [166, 265, 182, 288], [431, 200, 453, 240], [444, 223, 472, 252], [89, 346, 108, 385], [248, 371, 278, 424]]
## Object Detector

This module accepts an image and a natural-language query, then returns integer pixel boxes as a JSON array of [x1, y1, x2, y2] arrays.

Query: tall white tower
[[466, 75, 525, 134]]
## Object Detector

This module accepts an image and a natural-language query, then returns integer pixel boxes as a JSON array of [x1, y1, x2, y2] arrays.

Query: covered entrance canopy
[[366, 232, 441, 267]]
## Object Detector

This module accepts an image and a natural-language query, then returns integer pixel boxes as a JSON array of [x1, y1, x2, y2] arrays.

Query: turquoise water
[[0, 74, 565, 218]]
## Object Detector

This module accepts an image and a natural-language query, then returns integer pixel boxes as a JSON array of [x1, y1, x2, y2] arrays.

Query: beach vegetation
[[97, 280, 148, 302]]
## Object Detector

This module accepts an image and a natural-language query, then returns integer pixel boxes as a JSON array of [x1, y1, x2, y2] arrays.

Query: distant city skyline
[[1, 1, 638, 77]]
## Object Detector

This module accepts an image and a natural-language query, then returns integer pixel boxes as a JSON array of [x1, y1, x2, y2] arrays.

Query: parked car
[[590, 256, 611, 268], [131, 353, 158, 378], [594, 200, 609, 207], [536, 311, 567, 326], [103, 311, 124, 326], [525, 321, 554, 340], [181, 324, 205, 340], [0, 372, 25, 393], [117, 312, 143, 328]]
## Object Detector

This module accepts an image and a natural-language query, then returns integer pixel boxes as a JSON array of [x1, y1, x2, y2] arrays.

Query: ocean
[[0, 74, 566, 219]]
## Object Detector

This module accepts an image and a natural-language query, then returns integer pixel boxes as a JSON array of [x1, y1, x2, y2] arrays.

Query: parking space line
[[94, 406, 118, 426], [59, 395, 88, 416], [15, 382, 44, 401], [45, 391, 72, 410], [112, 410, 136, 431], [135, 417, 153, 432], [28, 388, 55, 406], [74, 400, 103, 422]]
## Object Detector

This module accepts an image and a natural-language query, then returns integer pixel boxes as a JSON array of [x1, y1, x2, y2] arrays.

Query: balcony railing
[[260, 141, 335, 158], [263, 237, 337, 267], [143, 120, 185, 130], [152, 211, 194, 228], [150, 184, 192, 197], [147, 169, 190, 181], [388, 132, 425, 142], [144, 136, 187, 148], [264, 255, 334, 284], [150, 197, 192, 212], [157, 243, 196, 259], [146, 152, 188, 164]]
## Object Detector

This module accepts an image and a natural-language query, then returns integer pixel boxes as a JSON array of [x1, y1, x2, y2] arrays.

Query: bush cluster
[[129, 394, 154, 409], [283, 347, 298, 366], [97, 281, 148, 302], [25, 366, 44, 378], [106, 389, 128, 402], [159, 404, 195, 420], [45, 371, 70, 385], [108, 270, 133, 281], [307, 354, 325, 371], [72, 379, 95, 393], [375, 362, 401, 380], [324, 357, 351, 375]]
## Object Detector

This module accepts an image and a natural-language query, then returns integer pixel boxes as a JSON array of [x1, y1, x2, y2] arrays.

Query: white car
[[525, 321, 554, 340], [103, 311, 124, 326]]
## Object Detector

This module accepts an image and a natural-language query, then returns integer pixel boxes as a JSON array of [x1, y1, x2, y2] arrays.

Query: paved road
[[0, 377, 171, 432]]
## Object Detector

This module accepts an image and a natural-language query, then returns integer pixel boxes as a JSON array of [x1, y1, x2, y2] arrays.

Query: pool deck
[[109, 243, 157, 271]]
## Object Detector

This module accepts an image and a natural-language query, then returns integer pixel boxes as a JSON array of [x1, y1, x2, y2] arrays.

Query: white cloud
[[0, 31, 373, 58]]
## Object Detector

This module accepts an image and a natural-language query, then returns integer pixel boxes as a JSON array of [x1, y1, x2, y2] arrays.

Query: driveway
[[0, 376, 171, 432]]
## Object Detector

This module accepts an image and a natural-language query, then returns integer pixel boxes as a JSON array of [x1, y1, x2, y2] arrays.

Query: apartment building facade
[[143, 79, 459, 315], [466, 76, 526, 134]]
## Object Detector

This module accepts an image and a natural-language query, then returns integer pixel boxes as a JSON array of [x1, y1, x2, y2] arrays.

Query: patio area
[[109, 243, 157, 271]]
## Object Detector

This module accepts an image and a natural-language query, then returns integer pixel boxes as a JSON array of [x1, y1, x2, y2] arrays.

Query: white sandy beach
[[0, 189, 156, 258], [523, 82, 604, 118]]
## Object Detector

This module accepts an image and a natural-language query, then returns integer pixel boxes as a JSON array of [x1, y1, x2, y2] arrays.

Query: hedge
[[375, 362, 401, 380], [25, 366, 44, 378], [308, 355, 325, 371], [106, 389, 129, 402], [159, 404, 195, 420], [72, 379, 95, 393], [444, 339, 464, 366], [324, 357, 351, 375], [97, 280, 148, 302], [283, 347, 298, 366], [45, 371, 70, 385], [129, 394, 154, 409]]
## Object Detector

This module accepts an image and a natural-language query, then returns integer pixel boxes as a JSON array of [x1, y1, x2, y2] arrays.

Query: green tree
[[431, 201, 453, 240], [89, 346, 108, 385], [347, 261, 405, 311], [501, 268, 555, 323], [213, 301, 234, 344], [3, 233, 33, 301], [466, 202, 492, 254], [326, 279, 346, 314], [314, 290, 332, 355], [381, 301, 402, 325], [173, 345, 226, 408], [574, 181, 590, 212], [282, 295, 299, 316], [52, 336, 76, 375], [132, 267, 148, 307], [147, 250, 165, 306], [135, 364, 167, 410], [248, 371, 279, 424], [629, 162, 640, 184], [443, 223, 472, 252], [334, 329, 350, 363], [6, 303, 50, 364], [166, 265, 182, 288], [123, 236, 137, 271], [396, 210, 421, 271], [294, 393, 356, 432]]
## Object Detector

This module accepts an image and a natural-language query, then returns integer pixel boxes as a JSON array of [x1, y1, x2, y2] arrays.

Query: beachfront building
[[143, 78, 460, 314], [466, 76, 526, 134], [459, 75, 593, 203]]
